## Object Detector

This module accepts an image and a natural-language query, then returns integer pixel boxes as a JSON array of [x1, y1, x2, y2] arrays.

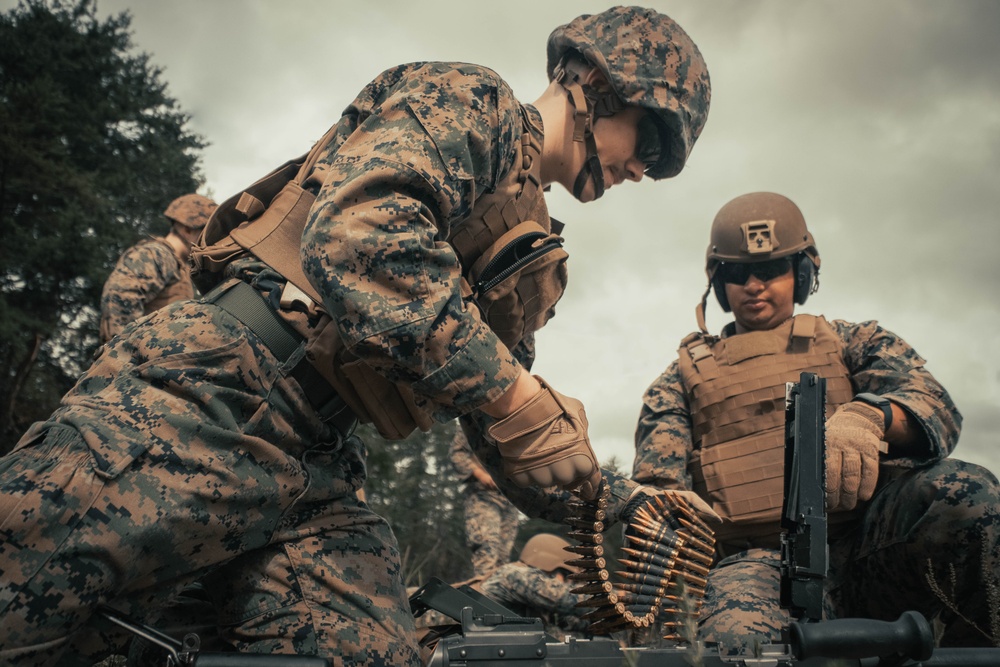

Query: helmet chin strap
[[573, 139, 605, 200], [554, 59, 609, 201]]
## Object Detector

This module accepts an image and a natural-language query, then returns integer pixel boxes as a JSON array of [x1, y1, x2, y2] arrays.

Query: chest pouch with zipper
[[467, 221, 568, 350]]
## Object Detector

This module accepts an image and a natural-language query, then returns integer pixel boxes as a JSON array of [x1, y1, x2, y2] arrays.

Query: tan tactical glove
[[487, 376, 602, 500], [825, 402, 889, 511]]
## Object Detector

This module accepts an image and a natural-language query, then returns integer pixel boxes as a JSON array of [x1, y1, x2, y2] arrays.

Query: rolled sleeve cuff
[[412, 322, 521, 420]]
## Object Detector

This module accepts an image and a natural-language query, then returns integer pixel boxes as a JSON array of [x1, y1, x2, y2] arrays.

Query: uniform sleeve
[[833, 319, 962, 462], [301, 65, 522, 419], [99, 242, 179, 342], [632, 360, 695, 490], [480, 564, 583, 617]]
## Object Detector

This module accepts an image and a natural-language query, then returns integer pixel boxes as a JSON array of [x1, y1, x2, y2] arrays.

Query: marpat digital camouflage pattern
[[546, 5, 711, 179], [634, 318, 1000, 648], [0, 6, 712, 663], [0, 299, 418, 665], [1, 57, 537, 666], [99, 237, 193, 342], [163, 193, 216, 229]]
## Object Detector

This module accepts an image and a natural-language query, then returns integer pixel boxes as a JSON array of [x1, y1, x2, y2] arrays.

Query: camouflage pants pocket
[[208, 498, 419, 665], [699, 548, 789, 648], [0, 426, 125, 663]]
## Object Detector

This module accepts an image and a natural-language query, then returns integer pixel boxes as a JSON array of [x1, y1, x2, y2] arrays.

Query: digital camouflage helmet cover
[[546, 5, 711, 195]]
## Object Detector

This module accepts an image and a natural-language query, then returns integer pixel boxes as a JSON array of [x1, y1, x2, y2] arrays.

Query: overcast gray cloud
[[9, 0, 996, 475]]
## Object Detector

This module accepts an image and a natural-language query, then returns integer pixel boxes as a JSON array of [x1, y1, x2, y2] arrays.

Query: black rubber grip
[[789, 611, 934, 661]]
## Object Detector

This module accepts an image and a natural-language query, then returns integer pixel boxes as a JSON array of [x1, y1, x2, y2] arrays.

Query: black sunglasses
[[717, 258, 793, 285]]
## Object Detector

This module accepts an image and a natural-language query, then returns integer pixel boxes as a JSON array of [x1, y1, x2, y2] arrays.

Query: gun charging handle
[[789, 611, 934, 662]]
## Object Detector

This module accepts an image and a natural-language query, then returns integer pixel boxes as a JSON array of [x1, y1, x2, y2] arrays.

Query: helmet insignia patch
[[741, 220, 778, 254]]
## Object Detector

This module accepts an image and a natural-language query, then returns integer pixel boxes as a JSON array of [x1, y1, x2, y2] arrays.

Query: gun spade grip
[[790, 611, 933, 661]]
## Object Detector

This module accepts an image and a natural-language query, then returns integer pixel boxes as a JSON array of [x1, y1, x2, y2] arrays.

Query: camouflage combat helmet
[[519, 534, 580, 574], [164, 194, 217, 230], [546, 5, 711, 198], [696, 192, 821, 330]]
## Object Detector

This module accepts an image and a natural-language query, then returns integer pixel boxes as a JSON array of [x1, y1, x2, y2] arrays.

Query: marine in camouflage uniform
[[479, 534, 588, 641], [0, 7, 711, 666], [450, 427, 520, 577], [632, 192, 1000, 649], [99, 193, 217, 343], [412, 534, 586, 641]]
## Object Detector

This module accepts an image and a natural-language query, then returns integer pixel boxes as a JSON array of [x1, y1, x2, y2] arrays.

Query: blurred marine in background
[[99, 193, 217, 342], [479, 533, 589, 641], [450, 427, 519, 577]]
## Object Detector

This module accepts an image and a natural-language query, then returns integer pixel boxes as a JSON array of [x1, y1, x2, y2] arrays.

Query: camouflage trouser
[[700, 459, 1000, 648], [463, 484, 519, 577], [0, 300, 419, 666]]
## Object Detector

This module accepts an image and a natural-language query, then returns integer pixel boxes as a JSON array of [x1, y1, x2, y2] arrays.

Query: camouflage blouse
[[294, 61, 530, 416]]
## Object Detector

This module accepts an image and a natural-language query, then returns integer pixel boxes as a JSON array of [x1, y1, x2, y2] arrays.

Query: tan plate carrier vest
[[677, 315, 854, 544], [190, 111, 567, 440]]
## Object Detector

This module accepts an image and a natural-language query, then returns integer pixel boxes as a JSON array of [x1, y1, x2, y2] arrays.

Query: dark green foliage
[[0, 0, 205, 451], [365, 423, 626, 588], [362, 421, 475, 586]]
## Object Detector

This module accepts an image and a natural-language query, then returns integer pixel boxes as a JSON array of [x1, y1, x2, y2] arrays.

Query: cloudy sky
[[20, 1, 998, 475]]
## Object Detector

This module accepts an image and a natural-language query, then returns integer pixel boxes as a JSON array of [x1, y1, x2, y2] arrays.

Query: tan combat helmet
[[696, 192, 821, 332], [518, 533, 580, 574], [164, 193, 217, 231], [546, 6, 711, 199]]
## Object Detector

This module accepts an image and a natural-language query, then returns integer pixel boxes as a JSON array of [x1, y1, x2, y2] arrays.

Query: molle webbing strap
[[229, 181, 323, 305], [448, 124, 545, 268], [686, 339, 718, 378], [196, 121, 343, 309]]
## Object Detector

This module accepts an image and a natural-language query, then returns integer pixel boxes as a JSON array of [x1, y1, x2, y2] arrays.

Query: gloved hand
[[825, 401, 889, 511], [487, 376, 602, 500], [623, 484, 722, 525]]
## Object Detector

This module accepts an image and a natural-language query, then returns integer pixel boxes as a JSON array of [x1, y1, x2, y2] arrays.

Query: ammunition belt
[[563, 484, 716, 640]]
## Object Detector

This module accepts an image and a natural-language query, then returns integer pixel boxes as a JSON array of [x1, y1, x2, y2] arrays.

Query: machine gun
[[780, 371, 828, 623], [97, 375, 997, 666], [97, 604, 332, 666], [408, 372, 1000, 667]]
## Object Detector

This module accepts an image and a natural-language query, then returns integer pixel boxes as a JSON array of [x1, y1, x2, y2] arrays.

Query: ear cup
[[793, 254, 816, 305], [712, 274, 731, 312]]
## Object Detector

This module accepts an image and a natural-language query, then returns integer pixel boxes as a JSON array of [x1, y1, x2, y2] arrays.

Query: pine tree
[[362, 421, 474, 586], [0, 0, 206, 450]]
